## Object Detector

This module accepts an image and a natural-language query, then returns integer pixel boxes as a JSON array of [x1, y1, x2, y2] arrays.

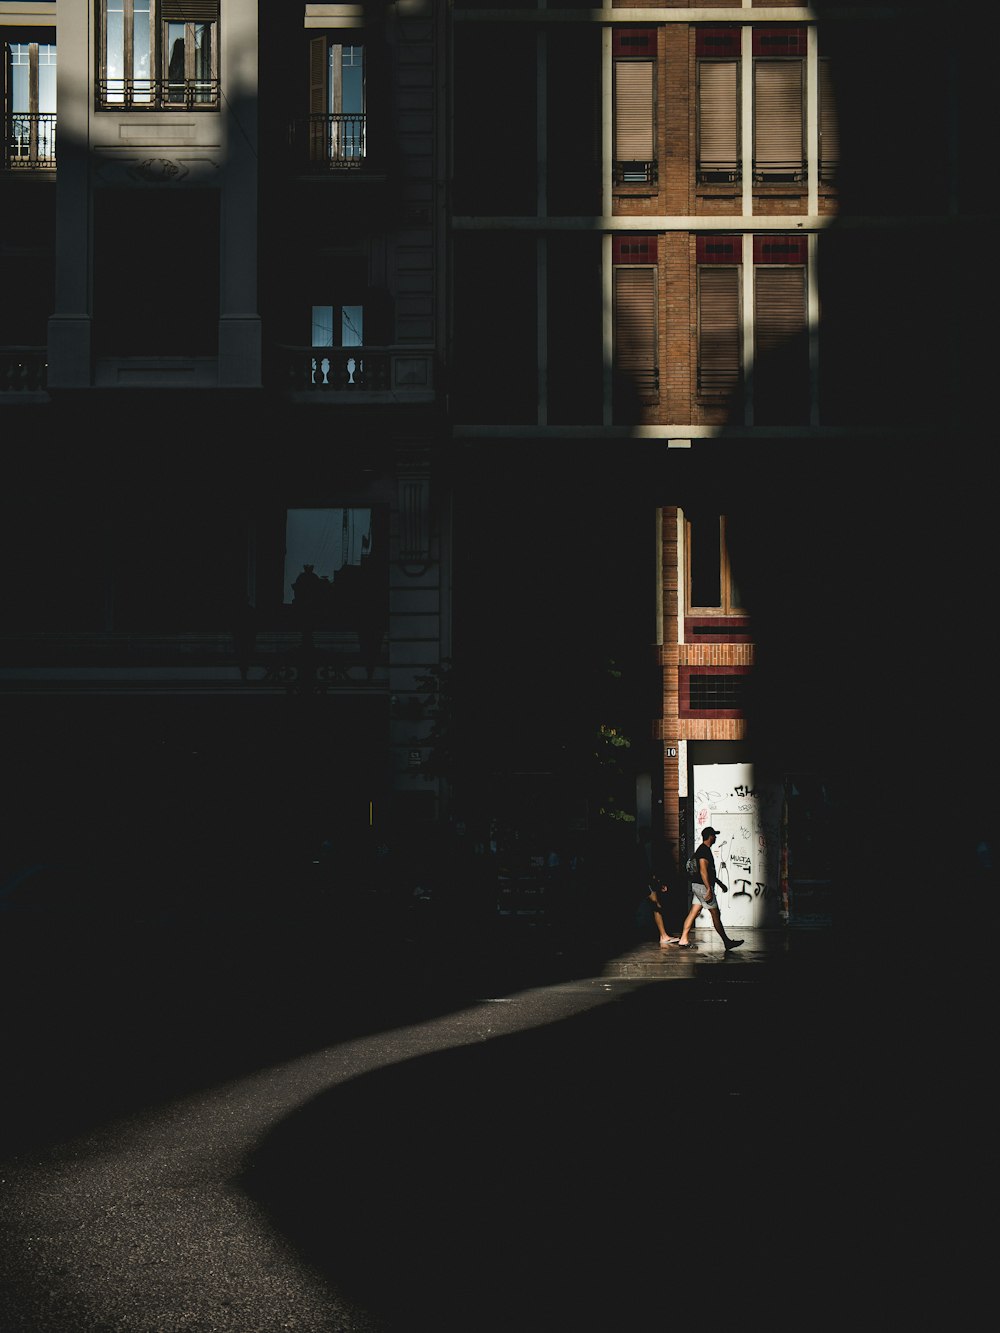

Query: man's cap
[[702, 826, 721, 838]]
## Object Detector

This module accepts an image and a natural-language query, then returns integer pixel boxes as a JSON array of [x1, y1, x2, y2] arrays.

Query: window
[[696, 27, 740, 184], [696, 235, 741, 399], [680, 668, 749, 715], [3, 39, 56, 168], [686, 513, 744, 615], [282, 508, 388, 670], [753, 235, 808, 424], [613, 237, 658, 404], [284, 508, 374, 607], [309, 36, 366, 165], [311, 302, 365, 387], [819, 57, 839, 183], [98, 0, 218, 109], [613, 28, 656, 186], [753, 27, 806, 183]]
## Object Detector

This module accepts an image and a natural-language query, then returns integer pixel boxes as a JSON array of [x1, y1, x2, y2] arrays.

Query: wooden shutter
[[309, 36, 328, 115], [754, 266, 806, 358], [754, 60, 804, 178], [309, 36, 328, 162], [698, 60, 739, 179], [615, 59, 654, 162], [614, 267, 658, 397], [698, 267, 741, 396], [819, 58, 839, 180]]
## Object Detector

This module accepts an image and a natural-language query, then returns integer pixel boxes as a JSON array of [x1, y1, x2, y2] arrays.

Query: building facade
[[3, 3, 990, 920], [1, 0, 450, 875], [444, 0, 986, 927]]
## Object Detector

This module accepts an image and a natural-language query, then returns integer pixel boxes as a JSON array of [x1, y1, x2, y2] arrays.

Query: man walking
[[675, 827, 744, 952]]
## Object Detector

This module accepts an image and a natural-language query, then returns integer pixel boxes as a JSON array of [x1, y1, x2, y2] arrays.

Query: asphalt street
[[0, 909, 891, 1333]]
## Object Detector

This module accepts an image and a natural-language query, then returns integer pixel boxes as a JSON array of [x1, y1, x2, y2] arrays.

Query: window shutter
[[161, 1, 219, 19], [698, 267, 741, 396], [754, 266, 806, 360], [698, 60, 739, 178], [615, 59, 654, 161], [309, 36, 328, 116], [819, 58, 839, 180], [614, 267, 658, 396], [754, 60, 804, 177]]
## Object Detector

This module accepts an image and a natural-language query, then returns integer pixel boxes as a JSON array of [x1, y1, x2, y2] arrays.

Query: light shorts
[[691, 881, 721, 911]]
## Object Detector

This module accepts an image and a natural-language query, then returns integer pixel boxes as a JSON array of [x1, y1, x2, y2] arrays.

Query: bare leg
[[653, 907, 678, 946], [677, 901, 702, 945], [709, 906, 743, 951]]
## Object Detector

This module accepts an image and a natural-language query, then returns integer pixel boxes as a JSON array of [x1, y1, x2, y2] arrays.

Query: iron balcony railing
[[613, 159, 658, 186], [288, 114, 367, 170], [96, 79, 219, 110], [697, 161, 742, 185], [0, 348, 48, 392], [277, 345, 390, 392], [3, 113, 57, 170], [752, 160, 807, 184]]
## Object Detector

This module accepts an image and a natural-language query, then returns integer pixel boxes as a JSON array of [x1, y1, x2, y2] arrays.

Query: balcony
[[613, 159, 658, 187], [279, 346, 389, 392], [288, 114, 368, 172], [95, 79, 219, 110], [0, 348, 47, 394], [3, 113, 56, 171], [272, 345, 435, 402]]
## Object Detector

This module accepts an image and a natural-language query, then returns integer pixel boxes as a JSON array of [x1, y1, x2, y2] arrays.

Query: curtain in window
[[698, 267, 741, 395], [614, 267, 657, 396], [698, 61, 739, 178], [614, 59, 654, 163], [754, 60, 804, 177]]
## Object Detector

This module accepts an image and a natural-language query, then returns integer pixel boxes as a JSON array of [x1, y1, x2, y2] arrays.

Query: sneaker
[[724, 939, 744, 952]]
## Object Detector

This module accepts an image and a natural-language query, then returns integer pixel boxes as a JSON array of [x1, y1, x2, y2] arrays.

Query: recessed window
[[3, 39, 57, 168], [284, 508, 374, 606], [98, 1, 219, 109], [697, 235, 742, 400], [613, 28, 657, 186], [753, 27, 806, 183], [679, 666, 750, 716], [309, 36, 366, 165], [697, 27, 740, 184], [613, 239, 659, 406], [686, 513, 744, 615]]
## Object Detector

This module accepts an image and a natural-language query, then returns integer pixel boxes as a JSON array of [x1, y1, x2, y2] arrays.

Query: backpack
[[685, 854, 702, 880]]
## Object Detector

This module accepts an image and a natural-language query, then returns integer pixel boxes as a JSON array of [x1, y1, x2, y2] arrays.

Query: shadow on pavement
[[237, 951, 847, 1332]]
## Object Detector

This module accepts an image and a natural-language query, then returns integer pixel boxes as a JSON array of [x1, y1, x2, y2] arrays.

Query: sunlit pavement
[[0, 918, 850, 1332]]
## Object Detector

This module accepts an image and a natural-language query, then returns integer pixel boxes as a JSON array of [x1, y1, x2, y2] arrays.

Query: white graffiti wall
[[692, 763, 782, 930]]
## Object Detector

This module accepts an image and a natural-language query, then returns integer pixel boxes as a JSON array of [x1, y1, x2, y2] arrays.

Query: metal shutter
[[615, 59, 654, 162], [698, 60, 739, 178], [754, 60, 804, 178], [614, 267, 658, 396], [754, 266, 806, 360], [698, 267, 741, 395], [819, 58, 840, 181]]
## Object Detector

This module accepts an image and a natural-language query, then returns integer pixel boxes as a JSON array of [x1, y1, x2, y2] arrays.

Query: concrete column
[[46, 0, 93, 387], [217, 0, 261, 386]]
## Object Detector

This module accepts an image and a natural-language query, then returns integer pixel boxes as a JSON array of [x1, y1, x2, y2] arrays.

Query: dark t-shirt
[[694, 845, 715, 887]]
